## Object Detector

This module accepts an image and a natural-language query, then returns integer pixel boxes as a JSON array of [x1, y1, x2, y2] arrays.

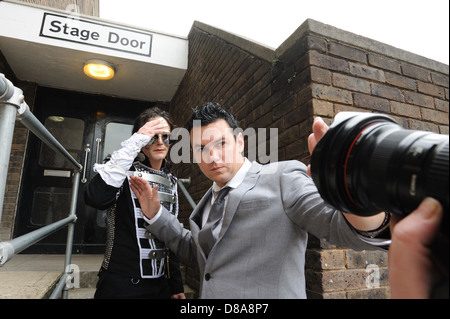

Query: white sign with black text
[[40, 12, 152, 57]]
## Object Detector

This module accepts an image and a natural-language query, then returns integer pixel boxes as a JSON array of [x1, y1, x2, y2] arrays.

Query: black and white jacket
[[84, 133, 183, 294]]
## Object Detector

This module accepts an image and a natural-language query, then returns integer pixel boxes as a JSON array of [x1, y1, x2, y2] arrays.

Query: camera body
[[311, 112, 448, 238]]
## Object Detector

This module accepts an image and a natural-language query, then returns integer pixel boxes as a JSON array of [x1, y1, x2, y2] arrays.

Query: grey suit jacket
[[146, 160, 376, 298]]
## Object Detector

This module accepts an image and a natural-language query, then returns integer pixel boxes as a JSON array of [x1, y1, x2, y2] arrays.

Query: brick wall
[[170, 19, 449, 298], [1, 13, 448, 297], [0, 53, 36, 241], [0, 123, 30, 242], [305, 249, 389, 298]]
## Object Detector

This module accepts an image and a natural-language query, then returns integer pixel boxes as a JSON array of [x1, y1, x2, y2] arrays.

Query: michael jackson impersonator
[[85, 107, 185, 299]]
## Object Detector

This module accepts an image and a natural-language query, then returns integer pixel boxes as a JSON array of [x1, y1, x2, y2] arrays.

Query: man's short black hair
[[186, 102, 239, 133]]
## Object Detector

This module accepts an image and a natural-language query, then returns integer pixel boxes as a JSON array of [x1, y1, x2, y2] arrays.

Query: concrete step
[[0, 254, 197, 299], [68, 287, 96, 299], [0, 270, 62, 299], [0, 254, 102, 299]]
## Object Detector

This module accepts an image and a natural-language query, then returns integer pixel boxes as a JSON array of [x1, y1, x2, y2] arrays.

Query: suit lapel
[[190, 187, 213, 230], [191, 162, 263, 259], [189, 187, 213, 260], [217, 162, 262, 240]]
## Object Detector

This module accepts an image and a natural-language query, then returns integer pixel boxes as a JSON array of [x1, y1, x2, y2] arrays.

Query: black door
[[15, 86, 153, 254]]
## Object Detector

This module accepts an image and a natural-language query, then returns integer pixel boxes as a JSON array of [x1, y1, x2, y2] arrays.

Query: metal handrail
[[178, 177, 197, 209], [0, 74, 81, 299], [0, 215, 77, 265], [0, 74, 199, 298], [17, 103, 82, 170]]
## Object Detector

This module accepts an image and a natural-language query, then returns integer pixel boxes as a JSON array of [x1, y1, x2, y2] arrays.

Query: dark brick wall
[[169, 20, 449, 298], [0, 52, 36, 242]]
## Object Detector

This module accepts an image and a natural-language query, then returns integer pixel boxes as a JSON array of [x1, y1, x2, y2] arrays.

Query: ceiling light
[[48, 116, 65, 122], [83, 60, 115, 80]]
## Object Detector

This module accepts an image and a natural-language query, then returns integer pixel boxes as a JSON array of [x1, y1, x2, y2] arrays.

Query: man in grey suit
[[129, 103, 389, 298]]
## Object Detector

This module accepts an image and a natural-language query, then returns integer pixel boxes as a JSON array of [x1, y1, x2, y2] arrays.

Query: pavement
[[0, 254, 196, 299], [0, 254, 103, 299]]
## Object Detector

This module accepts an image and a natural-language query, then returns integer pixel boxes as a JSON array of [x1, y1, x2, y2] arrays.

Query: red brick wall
[[170, 20, 449, 298], [305, 249, 389, 298]]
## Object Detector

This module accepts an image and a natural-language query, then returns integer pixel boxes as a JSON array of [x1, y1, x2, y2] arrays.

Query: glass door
[[15, 86, 149, 254]]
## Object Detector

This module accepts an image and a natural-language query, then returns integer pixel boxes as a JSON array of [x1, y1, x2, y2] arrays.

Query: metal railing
[[0, 74, 81, 299], [178, 178, 196, 210], [0, 73, 198, 298]]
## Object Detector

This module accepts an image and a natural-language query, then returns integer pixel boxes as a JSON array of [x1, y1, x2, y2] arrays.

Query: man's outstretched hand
[[129, 175, 161, 219]]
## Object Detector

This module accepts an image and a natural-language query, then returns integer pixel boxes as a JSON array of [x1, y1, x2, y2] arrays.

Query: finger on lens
[[308, 133, 316, 154]]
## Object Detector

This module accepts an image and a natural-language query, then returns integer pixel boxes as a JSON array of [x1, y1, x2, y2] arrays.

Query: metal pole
[[0, 104, 16, 222], [16, 102, 82, 171], [0, 75, 84, 300], [49, 274, 70, 299], [61, 170, 80, 299], [0, 74, 14, 101], [177, 178, 197, 209], [0, 214, 77, 266], [0, 75, 19, 222]]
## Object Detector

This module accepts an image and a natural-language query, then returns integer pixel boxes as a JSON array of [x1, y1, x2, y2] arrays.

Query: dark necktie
[[198, 187, 231, 257]]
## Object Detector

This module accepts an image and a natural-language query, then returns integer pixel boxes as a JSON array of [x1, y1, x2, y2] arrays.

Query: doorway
[[15, 86, 160, 254]]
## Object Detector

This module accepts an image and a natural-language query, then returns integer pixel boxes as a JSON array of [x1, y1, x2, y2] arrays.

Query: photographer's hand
[[389, 197, 443, 299], [129, 175, 161, 219], [307, 116, 386, 231], [307, 117, 329, 177]]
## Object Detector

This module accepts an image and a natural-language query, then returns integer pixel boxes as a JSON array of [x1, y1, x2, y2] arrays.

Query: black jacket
[[85, 163, 184, 295]]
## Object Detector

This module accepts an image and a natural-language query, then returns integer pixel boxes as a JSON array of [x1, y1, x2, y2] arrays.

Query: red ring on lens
[[343, 123, 376, 207]]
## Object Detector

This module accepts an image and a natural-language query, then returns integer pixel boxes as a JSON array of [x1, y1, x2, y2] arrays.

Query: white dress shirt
[[202, 158, 252, 239]]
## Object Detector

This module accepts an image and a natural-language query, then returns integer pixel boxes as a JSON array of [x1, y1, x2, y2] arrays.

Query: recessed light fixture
[[48, 116, 65, 122], [83, 59, 115, 80]]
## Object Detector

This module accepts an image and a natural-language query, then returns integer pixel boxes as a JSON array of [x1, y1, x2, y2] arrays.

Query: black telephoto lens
[[311, 112, 448, 238]]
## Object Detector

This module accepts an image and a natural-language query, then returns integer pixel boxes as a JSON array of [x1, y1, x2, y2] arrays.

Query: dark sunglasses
[[149, 133, 171, 145]]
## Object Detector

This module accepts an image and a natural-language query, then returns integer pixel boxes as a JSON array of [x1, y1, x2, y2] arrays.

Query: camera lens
[[311, 112, 448, 236]]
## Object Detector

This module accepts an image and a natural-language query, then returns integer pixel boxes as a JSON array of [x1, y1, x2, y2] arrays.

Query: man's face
[[190, 119, 245, 187]]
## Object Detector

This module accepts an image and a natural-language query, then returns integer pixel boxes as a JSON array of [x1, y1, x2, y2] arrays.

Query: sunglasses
[[149, 133, 171, 145]]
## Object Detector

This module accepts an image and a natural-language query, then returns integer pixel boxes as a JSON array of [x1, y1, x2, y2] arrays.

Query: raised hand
[[129, 175, 161, 219], [137, 117, 169, 139]]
